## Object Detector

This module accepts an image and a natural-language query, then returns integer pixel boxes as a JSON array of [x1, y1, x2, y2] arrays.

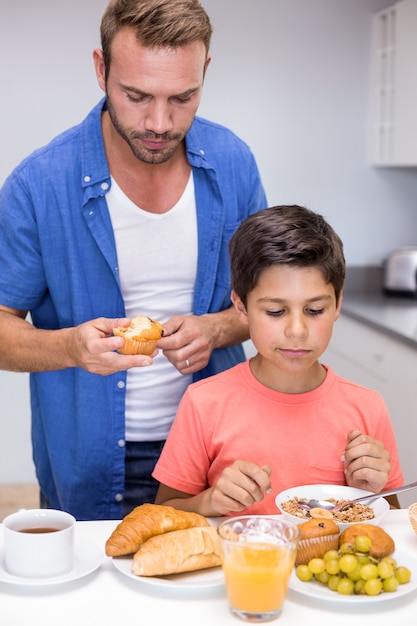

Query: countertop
[[341, 267, 417, 349]]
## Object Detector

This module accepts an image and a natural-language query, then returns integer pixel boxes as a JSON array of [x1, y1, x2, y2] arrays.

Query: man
[[0, 0, 266, 520]]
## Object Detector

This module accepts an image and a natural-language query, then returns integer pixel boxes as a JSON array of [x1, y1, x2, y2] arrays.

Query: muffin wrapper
[[295, 534, 339, 566], [117, 338, 157, 356]]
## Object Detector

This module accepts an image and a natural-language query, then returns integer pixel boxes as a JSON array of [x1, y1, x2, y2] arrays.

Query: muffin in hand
[[113, 315, 164, 355]]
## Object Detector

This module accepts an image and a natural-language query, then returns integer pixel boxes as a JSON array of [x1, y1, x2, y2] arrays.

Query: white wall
[[2, 0, 417, 264], [1, 0, 417, 483], [200, 0, 417, 265], [0, 373, 33, 482]]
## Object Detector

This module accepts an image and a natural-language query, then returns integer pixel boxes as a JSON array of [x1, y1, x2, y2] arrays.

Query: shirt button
[[101, 182, 109, 191], [117, 380, 125, 389], [115, 493, 123, 502], [199, 149, 205, 155], [84, 175, 91, 183], [118, 439, 126, 448]]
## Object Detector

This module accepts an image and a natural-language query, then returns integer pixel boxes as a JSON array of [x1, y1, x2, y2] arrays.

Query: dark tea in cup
[[3, 509, 75, 578], [19, 527, 60, 534]]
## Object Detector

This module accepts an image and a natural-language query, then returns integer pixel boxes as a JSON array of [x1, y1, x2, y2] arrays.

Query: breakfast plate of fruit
[[288, 520, 417, 603], [289, 548, 416, 603]]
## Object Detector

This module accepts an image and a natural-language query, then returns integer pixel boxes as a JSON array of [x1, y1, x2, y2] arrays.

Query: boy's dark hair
[[229, 205, 346, 306], [100, 0, 212, 82]]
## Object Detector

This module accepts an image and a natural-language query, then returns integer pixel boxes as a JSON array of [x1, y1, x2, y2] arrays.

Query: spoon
[[296, 480, 417, 513]]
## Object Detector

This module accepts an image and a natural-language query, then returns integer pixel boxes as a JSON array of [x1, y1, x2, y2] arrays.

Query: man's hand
[[66, 317, 155, 375], [158, 307, 249, 374], [157, 314, 214, 373], [0, 307, 155, 374]]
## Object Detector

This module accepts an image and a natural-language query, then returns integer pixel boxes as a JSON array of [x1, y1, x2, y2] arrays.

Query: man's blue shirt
[[0, 99, 267, 519]]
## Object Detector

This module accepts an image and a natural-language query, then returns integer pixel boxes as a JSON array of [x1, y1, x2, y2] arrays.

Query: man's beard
[[106, 98, 189, 165]]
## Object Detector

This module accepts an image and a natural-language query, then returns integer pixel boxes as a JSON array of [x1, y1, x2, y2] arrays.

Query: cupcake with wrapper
[[113, 315, 164, 355], [295, 518, 340, 566]]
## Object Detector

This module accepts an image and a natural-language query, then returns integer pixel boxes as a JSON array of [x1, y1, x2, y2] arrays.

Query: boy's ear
[[335, 289, 343, 320], [231, 291, 248, 321]]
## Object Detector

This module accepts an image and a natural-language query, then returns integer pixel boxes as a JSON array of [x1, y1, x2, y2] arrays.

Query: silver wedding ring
[[185, 358, 190, 368]]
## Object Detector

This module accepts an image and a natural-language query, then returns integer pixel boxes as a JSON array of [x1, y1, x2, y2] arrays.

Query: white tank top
[[106, 173, 197, 440]]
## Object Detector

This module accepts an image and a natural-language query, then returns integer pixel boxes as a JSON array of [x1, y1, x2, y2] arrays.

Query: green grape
[[328, 574, 342, 592], [295, 564, 313, 582], [337, 577, 355, 595], [339, 554, 358, 574], [383, 576, 399, 593], [325, 558, 340, 575], [339, 542, 354, 555], [315, 570, 331, 584], [381, 556, 397, 569], [323, 550, 340, 561], [360, 563, 379, 580], [356, 554, 370, 566], [347, 563, 362, 582], [354, 578, 366, 595], [354, 535, 372, 553], [395, 566, 411, 584], [308, 558, 325, 575], [377, 560, 394, 579], [364, 577, 383, 596]]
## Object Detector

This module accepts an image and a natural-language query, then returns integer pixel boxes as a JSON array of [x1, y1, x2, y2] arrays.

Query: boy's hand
[[342, 429, 391, 493], [208, 460, 272, 516]]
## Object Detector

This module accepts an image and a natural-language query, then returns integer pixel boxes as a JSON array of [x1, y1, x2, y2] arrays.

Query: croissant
[[132, 526, 221, 576], [105, 503, 210, 557]]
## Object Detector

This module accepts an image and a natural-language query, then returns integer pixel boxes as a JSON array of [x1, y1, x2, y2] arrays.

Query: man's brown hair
[[100, 0, 212, 80]]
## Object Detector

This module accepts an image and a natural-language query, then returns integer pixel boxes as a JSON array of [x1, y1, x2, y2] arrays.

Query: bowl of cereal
[[275, 484, 389, 531]]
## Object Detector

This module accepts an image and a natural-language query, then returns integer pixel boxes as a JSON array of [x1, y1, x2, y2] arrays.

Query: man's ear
[[93, 48, 106, 92], [231, 290, 248, 321], [203, 53, 211, 78]]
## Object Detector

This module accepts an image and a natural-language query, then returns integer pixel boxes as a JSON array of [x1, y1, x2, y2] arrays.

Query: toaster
[[384, 247, 417, 297]]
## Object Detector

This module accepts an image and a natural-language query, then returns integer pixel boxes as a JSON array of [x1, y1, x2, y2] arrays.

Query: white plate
[[0, 537, 102, 586], [288, 549, 417, 603], [112, 556, 224, 591]]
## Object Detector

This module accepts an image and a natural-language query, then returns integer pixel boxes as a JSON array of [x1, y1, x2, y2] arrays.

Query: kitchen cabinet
[[322, 315, 417, 507], [370, 0, 417, 166]]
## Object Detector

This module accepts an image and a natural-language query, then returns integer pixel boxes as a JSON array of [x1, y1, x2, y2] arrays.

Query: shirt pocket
[[309, 465, 346, 485]]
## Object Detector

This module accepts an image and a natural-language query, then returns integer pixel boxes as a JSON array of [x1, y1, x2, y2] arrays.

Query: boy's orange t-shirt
[[153, 361, 404, 515]]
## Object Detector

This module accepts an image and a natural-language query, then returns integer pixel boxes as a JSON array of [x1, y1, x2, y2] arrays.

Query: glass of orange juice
[[218, 516, 299, 622]]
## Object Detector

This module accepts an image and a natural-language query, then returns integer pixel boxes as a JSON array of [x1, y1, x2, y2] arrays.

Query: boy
[[153, 205, 403, 516]]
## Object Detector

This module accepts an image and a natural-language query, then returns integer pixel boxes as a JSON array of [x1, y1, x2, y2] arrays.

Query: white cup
[[3, 508, 75, 578]]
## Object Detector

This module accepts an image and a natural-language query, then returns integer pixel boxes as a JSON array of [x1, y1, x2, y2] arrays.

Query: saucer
[[0, 537, 102, 586]]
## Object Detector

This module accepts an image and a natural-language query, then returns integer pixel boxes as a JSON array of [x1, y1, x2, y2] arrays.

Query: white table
[[1, 510, 417, 625]]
